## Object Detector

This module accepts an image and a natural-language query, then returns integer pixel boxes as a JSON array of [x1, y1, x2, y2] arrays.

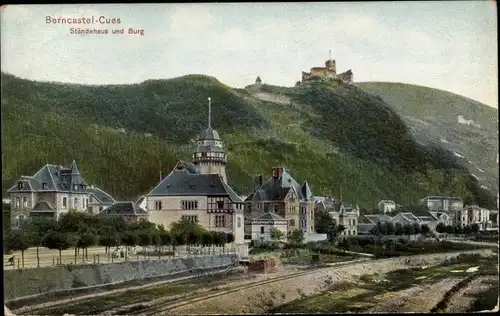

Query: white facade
[[250, 221, 288, 242], [378, 200, 396, 214]]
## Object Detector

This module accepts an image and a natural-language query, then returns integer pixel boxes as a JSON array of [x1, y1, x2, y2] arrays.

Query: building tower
[[325, 49, 337, 74], [192, 97, 228, 182]]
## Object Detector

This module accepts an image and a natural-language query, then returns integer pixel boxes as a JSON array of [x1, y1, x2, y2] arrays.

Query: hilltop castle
[[298, 52, 353, 85]]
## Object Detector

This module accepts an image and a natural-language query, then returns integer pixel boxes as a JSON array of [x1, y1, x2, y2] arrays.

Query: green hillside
[[1, 73, 495, 210], [356, 82, 498, 194]]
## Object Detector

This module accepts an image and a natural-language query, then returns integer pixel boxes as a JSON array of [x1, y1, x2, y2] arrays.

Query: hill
[[356, 82, 498, 195], [1, 73, 495, 210]]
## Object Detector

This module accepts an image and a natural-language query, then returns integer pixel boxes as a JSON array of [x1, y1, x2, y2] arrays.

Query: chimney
[[272, 167, 284, 179], [253, 175, 263, 191]]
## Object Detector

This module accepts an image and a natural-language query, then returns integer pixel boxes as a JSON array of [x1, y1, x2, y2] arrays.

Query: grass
[[250, 248, 357, 266], [468, 279, 499, 312], [270, 253, 498, 314], [20, 270, 251, 316]]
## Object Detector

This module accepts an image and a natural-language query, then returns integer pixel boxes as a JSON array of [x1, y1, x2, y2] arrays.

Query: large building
[[144, 98, 245, 244], [315, 197, 359, 236], [7, 161, 114, 229], [421, 196, 463, 212], [244, 167, 315, 240]]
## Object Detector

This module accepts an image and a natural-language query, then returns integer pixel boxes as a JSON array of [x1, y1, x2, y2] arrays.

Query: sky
[[1, 2, 498, 108]]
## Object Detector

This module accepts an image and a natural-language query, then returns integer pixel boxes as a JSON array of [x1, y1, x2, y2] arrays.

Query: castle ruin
[[299, 52, 353, 85]]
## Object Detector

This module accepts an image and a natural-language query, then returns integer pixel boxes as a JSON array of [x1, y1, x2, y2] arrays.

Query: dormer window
[[42, 183, 48, 189], [18, 181, 23, 190], [74, 185, 78, 191]]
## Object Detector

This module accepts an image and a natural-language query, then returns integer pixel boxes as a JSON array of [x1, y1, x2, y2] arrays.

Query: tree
[[138, 231, 153, 257], [385, 222, 395, 235], [159, 229, 172, 250], [42, 231, 75, 264], [436, 223, 446, 234], [394, 223, 404, 235], [122, 231, 140, 248], [403, 224, 415, 236], [287, 229, 304, 244], [470, 223, 480, 234], [444, 225, 454, 234], [315, 210, 342, 241], [6, 230, 31, 268], [226, 232, 235, 244], [99, 233, 120, 252], [412, 223, 421, 235], [337, 237, 351, 253], [77, 229, 99, 261], [420, 224, 430, 235], [201, 231, 213, 247], [25, 216, 57, 267], [269, 228, 284, 241]]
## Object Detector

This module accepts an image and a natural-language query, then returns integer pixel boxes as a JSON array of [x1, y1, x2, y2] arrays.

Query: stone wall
[[4, 254, 238, 301]]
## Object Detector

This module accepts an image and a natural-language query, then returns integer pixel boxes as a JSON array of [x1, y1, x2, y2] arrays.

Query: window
[[215, 215, 226, 227], [16, 214, 26, 228], [237, 217, 242, 228], [273, 204, 279, 213], [74, 185, 78, 191], [181, 200, 199, 210], [74, 198, 78, 208], [22, 197, 28, 208], [155, 200, 163, 210], [15, 197, 20, 208], [289, 219, 296, 227], [181, 215, 198, 223], [260, 226, 265, 234], [217, 201, 224, 210], [42, 183, 48, 189], [63, 197, 67, 207], [86, 199, 88, 208], [82, 198, 85, 208]]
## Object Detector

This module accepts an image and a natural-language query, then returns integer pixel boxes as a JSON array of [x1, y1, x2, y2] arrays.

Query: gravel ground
[[160, 250, 494, 315], [367, 277, 463, 313], [446, 276, 498, 313]]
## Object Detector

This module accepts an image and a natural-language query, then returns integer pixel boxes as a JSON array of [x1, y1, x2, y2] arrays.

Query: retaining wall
[[4, 253, 238, 301]]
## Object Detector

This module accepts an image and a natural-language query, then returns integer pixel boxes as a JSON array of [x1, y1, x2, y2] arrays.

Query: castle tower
[[192, 97, 228, 182], [325, 49, 337, 74]]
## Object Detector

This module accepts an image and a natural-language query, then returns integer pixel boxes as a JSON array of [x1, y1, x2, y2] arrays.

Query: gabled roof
[[31, 201, 55, 212], [99, 202, 147, 216], [147, 165, 242, 202], [378, 200, 396, 205], [429, 211, 450, 221], [88, 187, 115, 204], [8, 162, 88, 193], [364, 214, 393, 224], [251, 212, 287, 224], [400, 212, 419, 222], [250, 168, 312, 203], [417, 216, 433, 222], [357, 223, 375, 234], [136, 195, 145, 205]]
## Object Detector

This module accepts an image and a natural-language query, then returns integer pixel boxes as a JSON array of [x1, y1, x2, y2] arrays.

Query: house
[[98, 202, 147, 223], [250, 213, 288, 242], [428, 211, 452, 228], [377, 200, 396, 214], [357, 214, 393, 235], [456, 205, 491, 230], [87, 186, 116, 215], [390, 212, 420, 226], [7, 161, 114, 229], [421, 196, 463, 212], [244, 167, 315, 240], [316, 197, 359, 236], [144, 98, 245, 244]]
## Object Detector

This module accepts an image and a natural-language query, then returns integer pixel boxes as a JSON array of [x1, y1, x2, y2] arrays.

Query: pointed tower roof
[[70, 160, 80, 175]]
